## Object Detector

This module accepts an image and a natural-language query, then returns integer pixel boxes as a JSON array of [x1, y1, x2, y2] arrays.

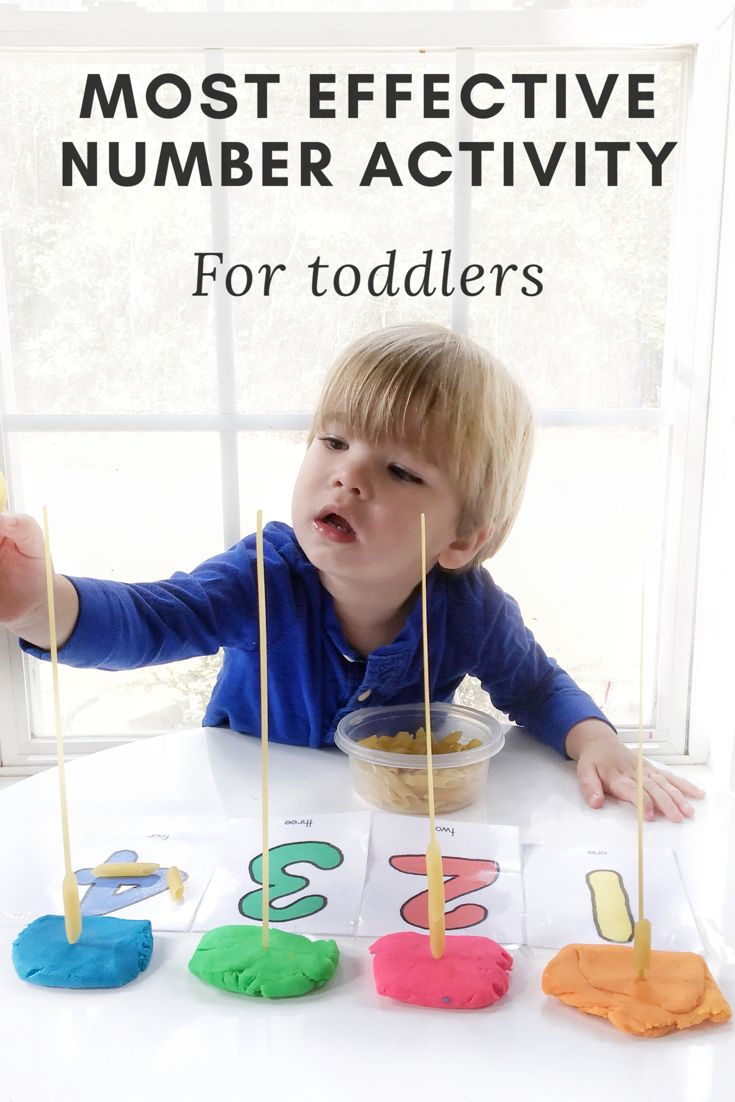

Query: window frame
[[0, 7, 732, 770]]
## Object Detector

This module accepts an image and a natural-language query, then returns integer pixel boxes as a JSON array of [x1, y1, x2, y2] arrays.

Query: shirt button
[[357, 690, 372, 702]]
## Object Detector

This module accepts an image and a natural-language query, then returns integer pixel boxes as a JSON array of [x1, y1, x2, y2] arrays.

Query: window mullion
[[656, 25, 732, 757], [0, 11, 713, 52], [0, 414, 312, 431], [451, 46, 474, 338], [205, 47, 241, 551], [0, 630, 32, 769]]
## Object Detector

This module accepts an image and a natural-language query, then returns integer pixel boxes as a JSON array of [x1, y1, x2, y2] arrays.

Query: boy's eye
[[320, 435, 347, 451], [389, 464, 423, 484]]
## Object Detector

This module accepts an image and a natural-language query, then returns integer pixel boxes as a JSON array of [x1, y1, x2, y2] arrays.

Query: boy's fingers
[[577, 761, 605, 809], [0, 513, 44, 558], [646, 767, 704, 799], [650, 775, 695, 818], [642, 765, 701, 818], [612, 773, 691, 823], [644, 780, 686, 822], [581, 753, 701, 822], [603, 773, 659, 820]]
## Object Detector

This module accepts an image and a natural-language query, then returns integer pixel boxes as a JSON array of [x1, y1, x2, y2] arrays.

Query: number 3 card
[[193, 812, 371, 934]]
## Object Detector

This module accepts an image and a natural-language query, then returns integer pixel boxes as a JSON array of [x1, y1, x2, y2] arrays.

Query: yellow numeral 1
[[586, 869, 634, 943]]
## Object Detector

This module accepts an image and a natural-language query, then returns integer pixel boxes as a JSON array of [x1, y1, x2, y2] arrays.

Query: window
[[0, 4, 732, 769]]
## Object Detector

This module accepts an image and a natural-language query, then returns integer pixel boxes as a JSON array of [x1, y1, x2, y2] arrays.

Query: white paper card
[[358, 814, 523, 944], [32, 821, 222, 931], [523, 845, 703, 951], [193, 812, 371, 934]]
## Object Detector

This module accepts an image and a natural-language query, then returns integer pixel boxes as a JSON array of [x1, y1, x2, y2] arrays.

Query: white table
[[1, 727, 733, 1102]]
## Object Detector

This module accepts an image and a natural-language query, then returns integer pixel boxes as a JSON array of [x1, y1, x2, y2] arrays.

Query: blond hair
[[309, 323, 534, 568]]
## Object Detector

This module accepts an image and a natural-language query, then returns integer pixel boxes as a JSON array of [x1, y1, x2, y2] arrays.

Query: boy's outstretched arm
[[565, 719, 705, 823], [0, 512, 80, 648]]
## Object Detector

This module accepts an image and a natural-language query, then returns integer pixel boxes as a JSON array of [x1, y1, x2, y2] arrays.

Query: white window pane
[[469, 53, 681, 409], [490, 426, 665, 731], [30, 656, 221, 738], [0, 54, 217, 415], [237, 430, 307, 526], [14, 432, 224, 576], [225, 54, 455, 413], [6, 3, 648, 12], [14, 432, 225, 737]]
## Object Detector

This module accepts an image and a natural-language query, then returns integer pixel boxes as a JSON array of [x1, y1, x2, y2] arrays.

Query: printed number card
[[523, 844, 703, 951], [358, 814, 523, 944], [193, 812, 371, 934], [30, 821, 222, 932]]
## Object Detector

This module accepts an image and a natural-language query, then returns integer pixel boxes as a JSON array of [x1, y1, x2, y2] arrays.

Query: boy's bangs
[[316, 352, 457, 468], [310, 322, 534, 561]]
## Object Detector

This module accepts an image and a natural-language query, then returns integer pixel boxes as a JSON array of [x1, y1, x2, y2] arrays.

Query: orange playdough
[[542, 944, 731, 1038]]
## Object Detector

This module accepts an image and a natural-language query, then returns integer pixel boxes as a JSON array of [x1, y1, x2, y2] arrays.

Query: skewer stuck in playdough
[[42, 507, 82, 945], [421, 512, 446, 960], [188, 511, 339, 997], [369, 513, 513, 1009], [256, 510, 270, 949], [542, 567, 732, 1036], [12, 507, 153, 989]]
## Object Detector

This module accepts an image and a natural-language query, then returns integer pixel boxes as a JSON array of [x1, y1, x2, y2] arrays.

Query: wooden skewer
[[42, 506, 82, 945], [421, 514, 445, 960], [0, 469, 7, 512], [634, 573, 651, 978], [256, 510, 270, 949]]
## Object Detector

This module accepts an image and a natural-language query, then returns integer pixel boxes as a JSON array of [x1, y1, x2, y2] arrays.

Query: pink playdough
[[370, 931, 513, 1009]]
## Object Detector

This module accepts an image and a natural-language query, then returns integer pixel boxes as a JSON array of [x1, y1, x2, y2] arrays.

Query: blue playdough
[[12, 914, 153, 989]]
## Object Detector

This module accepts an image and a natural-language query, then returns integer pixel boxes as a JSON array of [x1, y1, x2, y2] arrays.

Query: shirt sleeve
[[470, 572, 615, 757], [18, 540, 260, 671]]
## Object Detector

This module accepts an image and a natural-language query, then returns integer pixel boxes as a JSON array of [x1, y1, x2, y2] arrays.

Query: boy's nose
[[331, 458, 371, 497], [332, 474, 363, 496]]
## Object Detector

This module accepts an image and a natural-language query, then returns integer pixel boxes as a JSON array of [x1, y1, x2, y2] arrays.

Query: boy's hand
[[0, 512, 79, 648], [565, 719, 705, 823]]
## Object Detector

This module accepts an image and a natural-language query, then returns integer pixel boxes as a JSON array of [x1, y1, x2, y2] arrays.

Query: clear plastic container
[[334, 702, 505, 814]]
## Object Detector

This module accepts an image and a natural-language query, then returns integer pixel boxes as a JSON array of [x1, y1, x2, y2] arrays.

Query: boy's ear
[[437, 526, 492, 570]]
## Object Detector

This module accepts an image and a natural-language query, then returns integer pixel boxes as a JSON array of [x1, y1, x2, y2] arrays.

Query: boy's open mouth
[[319, 512, 355, 536]]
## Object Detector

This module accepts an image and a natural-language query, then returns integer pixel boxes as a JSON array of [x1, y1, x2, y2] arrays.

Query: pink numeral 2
[[389, 854, 500, 930]]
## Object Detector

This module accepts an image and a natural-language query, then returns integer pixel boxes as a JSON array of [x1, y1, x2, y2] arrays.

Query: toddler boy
[[0, 323, 702, 821]]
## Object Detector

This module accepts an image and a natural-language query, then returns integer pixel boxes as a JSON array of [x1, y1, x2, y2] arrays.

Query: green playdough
[[188, 925, 339, 998]]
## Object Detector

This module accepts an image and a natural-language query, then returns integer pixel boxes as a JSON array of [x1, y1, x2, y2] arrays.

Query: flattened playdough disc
[[12, 914, 153, 989], [188, 925, 339, 998], [542, 944, 732, 1037], [370, 931, 513, 1009]]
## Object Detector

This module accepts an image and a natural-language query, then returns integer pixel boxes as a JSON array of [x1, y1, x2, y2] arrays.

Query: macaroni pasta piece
[[358, 728, 482, 755], [352, 758, 486, 814], [91, 862, 160, 878]]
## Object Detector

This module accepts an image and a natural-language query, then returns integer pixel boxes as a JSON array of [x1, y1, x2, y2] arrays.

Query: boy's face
[[292, 423, 476, 595]]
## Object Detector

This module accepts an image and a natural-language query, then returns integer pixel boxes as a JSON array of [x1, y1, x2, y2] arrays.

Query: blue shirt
[[21, 522, 610, 756]]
